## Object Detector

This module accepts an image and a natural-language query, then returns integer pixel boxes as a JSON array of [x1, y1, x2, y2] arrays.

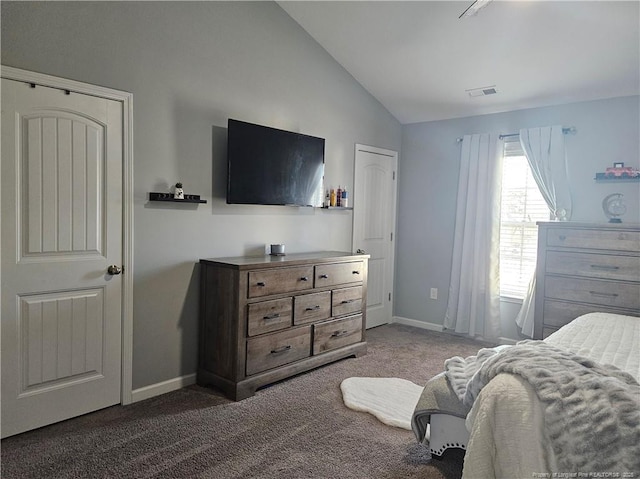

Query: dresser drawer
[[541, 299, 636, 329], [546, 251, 640, 282], [332, 286, 363, 317], [313, 314, 363, 355], [248, 266, 314, 298], [546, 228, 640, 252], [315, 261, 364, 288], [246, 326, 311, 375], [247, 298, 293, 337], [293, 291, 331, 325], [544, 276, 640, 310]]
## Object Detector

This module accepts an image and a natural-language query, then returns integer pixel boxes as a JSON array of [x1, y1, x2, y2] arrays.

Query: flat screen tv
[[226, 119, 325, 207]]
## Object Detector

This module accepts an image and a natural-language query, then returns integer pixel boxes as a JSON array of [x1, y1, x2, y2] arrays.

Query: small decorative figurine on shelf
[[174, 182, 184, 200], [595, 162, 640, 180]]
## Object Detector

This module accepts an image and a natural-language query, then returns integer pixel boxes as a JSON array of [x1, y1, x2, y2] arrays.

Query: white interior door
[[1, 78, 123, 437], [353, 144, 397, 329]]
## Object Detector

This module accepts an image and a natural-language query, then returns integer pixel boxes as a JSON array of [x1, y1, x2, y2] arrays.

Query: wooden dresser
[[198, 251, 368, 400], [534, 222, 640, 339]]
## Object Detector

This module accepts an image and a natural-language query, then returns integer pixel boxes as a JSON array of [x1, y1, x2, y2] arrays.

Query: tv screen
[[226, 119, 325, 207]]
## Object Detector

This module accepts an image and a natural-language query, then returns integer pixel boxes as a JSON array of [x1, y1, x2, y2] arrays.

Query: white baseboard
[[131, 373, 197, 403], [392, 316, 444, 332], [392, 317, 520, 345]]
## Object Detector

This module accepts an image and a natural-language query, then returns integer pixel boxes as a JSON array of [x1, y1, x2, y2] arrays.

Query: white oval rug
[[340, 377, 424, 430]]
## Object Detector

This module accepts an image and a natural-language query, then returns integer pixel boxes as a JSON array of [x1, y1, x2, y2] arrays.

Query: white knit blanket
[[445, 341, 640, 473]]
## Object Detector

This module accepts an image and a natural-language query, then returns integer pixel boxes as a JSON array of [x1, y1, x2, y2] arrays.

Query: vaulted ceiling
[[278, 1, 640, 124]]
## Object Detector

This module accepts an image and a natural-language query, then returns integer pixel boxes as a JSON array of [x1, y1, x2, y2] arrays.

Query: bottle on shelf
[[341, 188, 348, 208], [330, 188, 336, 207], [325, 189, 330, 208], [336, 186, 342, 207]]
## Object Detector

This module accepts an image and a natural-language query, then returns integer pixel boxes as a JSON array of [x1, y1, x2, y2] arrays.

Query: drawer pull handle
[[270, 345, 292, 354], [305, 305, 321, 311], [341, 299, 355, 304], [590, 264, 620, 271], [256, 282, 266, 287], [263, 313, 281, 321], [300, 276, 309, 281], [331, 330, 349, 338], [589, 291, 619, 298], [558, 235, 566, 241], [319, 274, 329, 279], [352, 271, 360, 275]]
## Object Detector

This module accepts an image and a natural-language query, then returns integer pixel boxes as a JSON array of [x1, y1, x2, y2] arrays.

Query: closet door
[[353, 144, 397, 329], [1, 79, 123, 437]]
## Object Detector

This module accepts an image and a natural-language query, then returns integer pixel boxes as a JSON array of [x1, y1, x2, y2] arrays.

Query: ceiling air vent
[[466, 86, 498, 97]]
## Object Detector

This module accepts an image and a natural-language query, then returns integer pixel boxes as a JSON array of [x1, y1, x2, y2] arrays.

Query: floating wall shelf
[[149, 192, 207, 203], [319, 206, 353, 211], [593, 176, 640, 183]]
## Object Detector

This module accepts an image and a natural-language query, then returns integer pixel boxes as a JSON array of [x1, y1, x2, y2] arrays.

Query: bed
[[411, 312, 640, 478]]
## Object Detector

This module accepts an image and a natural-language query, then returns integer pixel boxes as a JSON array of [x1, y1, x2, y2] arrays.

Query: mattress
[[544, 312, 639, 380]]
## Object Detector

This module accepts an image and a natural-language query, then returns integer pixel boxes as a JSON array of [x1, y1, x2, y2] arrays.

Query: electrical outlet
[[430, 288, 438, 300]]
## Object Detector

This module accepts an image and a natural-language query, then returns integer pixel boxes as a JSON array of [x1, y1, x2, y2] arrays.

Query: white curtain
[[444, 133, 503, 340], [515, 126, 570, 337]]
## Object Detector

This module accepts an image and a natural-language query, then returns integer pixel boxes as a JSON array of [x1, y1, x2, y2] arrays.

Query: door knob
[[107, 265, 122, 275]]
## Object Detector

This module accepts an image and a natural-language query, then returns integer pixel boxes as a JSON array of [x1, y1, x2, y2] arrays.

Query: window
[[499, 139, 550, 299]]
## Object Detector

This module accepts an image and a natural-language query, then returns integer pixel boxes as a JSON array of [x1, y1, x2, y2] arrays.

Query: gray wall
[[1, 1, 402, 389], [396, 96, 640, 340]]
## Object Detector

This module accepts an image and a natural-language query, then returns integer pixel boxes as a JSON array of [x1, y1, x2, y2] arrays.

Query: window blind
[[499, 139, 550, 299]]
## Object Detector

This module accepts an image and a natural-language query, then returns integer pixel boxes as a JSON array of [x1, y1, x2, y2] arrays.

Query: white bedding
[[545, 312, 639, 380], [462, 312, 639, 479]]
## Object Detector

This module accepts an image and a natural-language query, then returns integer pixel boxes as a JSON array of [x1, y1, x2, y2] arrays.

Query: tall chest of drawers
[[198, 251, 368, 400], [534, 222, 640, 339]]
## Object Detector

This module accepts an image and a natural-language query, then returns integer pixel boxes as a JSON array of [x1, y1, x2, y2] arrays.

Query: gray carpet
[[1, 324, 494, 479]]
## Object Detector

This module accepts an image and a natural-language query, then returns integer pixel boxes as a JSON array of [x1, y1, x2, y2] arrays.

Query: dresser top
[[537, 221, 640, 231], [200, 251, 369, 269]]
